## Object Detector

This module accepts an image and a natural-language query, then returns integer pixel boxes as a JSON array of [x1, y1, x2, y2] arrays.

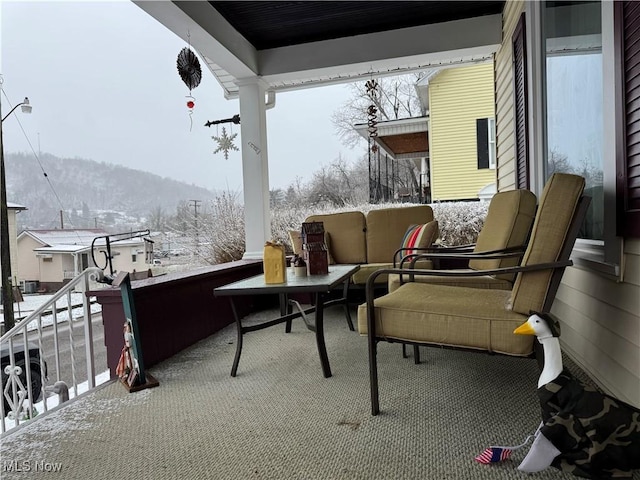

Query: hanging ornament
[[185, 95, 196, 131], [176, 32, 202, 131], [365, 78, 379, 151], [177, 47, 202, 91], [212, 126, 239, 160]]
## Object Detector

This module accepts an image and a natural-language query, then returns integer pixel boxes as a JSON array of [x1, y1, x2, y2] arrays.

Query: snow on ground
[[1, 293, 102, 332], [3, 371, 115, 433]]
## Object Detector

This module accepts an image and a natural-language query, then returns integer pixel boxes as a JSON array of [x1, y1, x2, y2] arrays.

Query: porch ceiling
[[135, 1, 504, 97]]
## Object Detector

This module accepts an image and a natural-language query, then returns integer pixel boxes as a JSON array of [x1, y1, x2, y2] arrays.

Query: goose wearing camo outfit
[[513, 313, 640, 479]]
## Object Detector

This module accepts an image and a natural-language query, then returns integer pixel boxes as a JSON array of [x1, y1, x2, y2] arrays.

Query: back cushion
[[305, 211, 367, 264], [366, 206, 434, 263], [510, 173, 585, 314], [469, 189, 537, 275]]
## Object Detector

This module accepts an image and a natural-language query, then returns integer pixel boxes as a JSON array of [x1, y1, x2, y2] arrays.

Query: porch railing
[[1, 267, 107, 434]]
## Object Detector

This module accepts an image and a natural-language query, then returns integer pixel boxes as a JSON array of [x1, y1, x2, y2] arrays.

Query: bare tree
[[331, 73, 425, 148]]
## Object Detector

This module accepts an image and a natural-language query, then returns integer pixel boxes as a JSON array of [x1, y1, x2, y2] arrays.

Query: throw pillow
[[400, 221, 438, 256], [288, 230, 303, 255], [324, 232, 336, 265]]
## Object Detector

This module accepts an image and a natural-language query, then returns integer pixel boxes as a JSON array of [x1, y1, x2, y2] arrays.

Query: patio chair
[[388, 189, 538, 294], [390, 189, 537, 363], [358, 173, 590, 415]]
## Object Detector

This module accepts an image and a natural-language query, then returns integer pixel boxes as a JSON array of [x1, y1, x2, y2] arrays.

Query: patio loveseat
[[293, 205, 436, 287]]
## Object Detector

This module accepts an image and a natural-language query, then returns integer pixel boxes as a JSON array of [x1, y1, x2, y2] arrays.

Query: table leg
[[342, 280, 355, 331], [229, 298, 243, 377], [314, 292, 332, 378], [282, 293, 293, 333]]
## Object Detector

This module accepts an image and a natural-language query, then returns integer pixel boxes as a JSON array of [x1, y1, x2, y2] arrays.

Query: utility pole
[[189, 200, 201, 255], [60, 210, 64, 229], [1, 92, 32, 332]]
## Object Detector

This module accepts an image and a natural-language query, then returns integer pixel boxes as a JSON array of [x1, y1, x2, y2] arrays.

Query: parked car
[[1, 342, 47, 416]]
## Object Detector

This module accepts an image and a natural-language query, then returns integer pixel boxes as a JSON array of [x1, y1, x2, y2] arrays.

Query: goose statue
[[512, 313, 640, 479]]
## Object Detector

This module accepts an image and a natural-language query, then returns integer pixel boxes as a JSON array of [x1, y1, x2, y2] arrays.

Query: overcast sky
[[1, 0, 362, 192]]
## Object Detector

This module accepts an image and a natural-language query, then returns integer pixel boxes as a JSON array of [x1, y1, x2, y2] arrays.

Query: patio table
[[214, 264, 359, 378]]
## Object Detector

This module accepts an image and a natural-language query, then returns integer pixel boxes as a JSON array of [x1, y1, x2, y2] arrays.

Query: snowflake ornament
[[212, 127, 239, 160]]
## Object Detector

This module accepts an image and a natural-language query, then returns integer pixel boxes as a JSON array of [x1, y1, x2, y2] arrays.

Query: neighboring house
[[426, 62, 496, 201], [135, 1, 640, 408], [17, 229, 153, 292], [354, 63, 496, 202], [0, 202, 28, 288]]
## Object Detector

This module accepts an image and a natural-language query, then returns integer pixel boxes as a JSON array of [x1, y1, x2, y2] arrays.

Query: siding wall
[[495, 1, 525, 192], [495, 0, 640, 408], [428, 63, 497, 200], [17, 236, 41, 283], [553, 243, 640, 407]]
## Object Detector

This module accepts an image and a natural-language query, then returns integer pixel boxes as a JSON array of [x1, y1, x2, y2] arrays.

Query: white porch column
[[237, 78, 271, 259]]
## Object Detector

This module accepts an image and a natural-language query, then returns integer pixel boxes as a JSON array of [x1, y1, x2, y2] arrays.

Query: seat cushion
[[357, 282, 533, 356], [387, 272, 512, 293]]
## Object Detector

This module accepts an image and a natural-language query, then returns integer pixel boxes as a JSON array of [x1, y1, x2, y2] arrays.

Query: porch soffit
[[134, 1, 504, 98], [354, 117, 429, 160]]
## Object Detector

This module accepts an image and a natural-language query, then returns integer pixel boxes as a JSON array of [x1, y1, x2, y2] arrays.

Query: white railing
[[0, 267, 106, 433], [63, 270, 76, 280]]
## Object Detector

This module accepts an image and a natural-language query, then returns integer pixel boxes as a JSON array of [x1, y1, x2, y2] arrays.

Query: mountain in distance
[[5, 152, 219, 230]]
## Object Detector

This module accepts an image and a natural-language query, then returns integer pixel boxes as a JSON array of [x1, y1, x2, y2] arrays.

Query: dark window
[[513, 12, 529, 189], [477, 118, 489, 169]]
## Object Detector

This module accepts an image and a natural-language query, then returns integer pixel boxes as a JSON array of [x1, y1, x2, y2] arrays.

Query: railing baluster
[[67, 293, 78, 398], [37, 312, 48, 414], [52, 304, 61, 383], [83, 275, 96, 389]]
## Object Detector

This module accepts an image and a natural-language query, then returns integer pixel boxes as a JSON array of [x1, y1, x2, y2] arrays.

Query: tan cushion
[[468, 189, 537, 278], [366, 206, 434, 263], [351, 263, 393, 285], [387, 272, 512, 293], [510, 173, 585, 315], [357, 282, 533, 356], [306, 211, 366, 264]]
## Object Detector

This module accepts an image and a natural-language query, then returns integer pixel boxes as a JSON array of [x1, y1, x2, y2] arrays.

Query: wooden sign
[[112, 271, 159, 392]]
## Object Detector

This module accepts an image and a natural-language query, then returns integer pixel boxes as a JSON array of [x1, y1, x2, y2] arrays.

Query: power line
[[1, 87, 83, 240]]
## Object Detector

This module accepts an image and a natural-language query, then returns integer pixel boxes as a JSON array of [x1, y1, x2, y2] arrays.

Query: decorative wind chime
[[365, 78, 379, 153], [176, 32, 202, 131]]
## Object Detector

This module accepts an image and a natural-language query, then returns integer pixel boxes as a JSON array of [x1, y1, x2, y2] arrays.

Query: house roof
[[135, 1, 504, 98], [7, 202, 28, 211], [21, 229, 147, 256], [19, 229, 110, 247]]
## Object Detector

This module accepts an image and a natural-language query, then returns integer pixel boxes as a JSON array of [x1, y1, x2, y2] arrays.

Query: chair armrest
[[365, 259, 573, 303], [392, 244, 481, 266], [398, 246, 526, 269]]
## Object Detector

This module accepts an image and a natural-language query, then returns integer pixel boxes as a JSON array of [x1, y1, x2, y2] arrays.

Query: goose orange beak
[[514, 322, 535, 335]]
